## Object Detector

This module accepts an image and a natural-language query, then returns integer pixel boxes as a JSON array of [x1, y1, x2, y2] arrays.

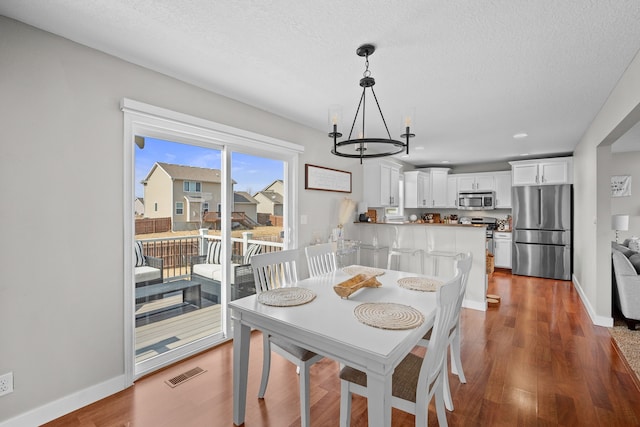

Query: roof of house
[[260, 179, 283, 192], [256, 190, 283, 205], [234, 191, 258, 204], [143, 162, 237, 184]]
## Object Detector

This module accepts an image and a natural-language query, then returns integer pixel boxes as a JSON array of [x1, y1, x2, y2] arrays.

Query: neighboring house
[[142, 162, 236, 231], [134, 197, 145, 216], [254, 180, 284, 217], [233, 191, 259, 222]]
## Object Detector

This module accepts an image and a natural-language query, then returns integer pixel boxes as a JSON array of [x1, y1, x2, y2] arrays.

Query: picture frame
[[611, 175, 632, 197], [305, 164, 352, 193]]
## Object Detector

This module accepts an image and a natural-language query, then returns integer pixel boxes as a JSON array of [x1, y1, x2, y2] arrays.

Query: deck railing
[[139, 231, 283, 280]]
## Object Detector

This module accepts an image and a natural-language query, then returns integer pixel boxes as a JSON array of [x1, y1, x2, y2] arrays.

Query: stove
[[470, 216, 497, 238]]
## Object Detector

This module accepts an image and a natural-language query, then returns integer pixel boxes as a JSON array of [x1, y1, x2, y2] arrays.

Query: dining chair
[[305, 243, 338, 277], [339, 270, 463, 427], [418, 251, 473, 411], [250, 249, 324, 427]]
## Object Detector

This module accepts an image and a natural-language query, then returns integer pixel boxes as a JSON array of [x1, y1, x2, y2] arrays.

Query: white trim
[[573, 274, 614, 327], [122, 98, 303, 384], [120, 98, 304, 155], [0, 376, 126, 427]]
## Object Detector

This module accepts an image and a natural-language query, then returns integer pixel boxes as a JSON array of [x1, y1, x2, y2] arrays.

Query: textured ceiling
[[2, 0, 640, 166]]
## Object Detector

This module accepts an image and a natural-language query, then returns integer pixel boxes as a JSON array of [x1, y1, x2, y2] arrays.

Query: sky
[[135, 137, 284, 198]]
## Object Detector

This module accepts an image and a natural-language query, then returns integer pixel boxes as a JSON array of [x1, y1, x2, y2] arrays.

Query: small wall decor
[[611, 175, 632, 197], [305, 164, 352, 193]]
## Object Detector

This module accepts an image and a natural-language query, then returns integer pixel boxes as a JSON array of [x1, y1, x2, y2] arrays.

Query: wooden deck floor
[[135, 297, 222, 363]]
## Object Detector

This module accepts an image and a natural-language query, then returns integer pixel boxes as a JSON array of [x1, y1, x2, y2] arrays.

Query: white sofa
[[611, 240, 640, 329]]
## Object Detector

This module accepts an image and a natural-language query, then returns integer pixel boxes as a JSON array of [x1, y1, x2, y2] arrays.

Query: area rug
[[609, 319, 640, 387]]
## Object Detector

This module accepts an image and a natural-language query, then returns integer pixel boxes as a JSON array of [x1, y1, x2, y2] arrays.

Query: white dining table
[[229, 267, 439, 427]]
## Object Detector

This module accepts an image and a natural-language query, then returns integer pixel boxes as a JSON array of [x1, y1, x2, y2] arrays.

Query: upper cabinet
[[509, 157, 573, 186], [363, 160, 402, 207], [456, 173, 495, 192], [405, 168, 450, 208], [447, 176, 458, 208], [494, 171, 512, 208]]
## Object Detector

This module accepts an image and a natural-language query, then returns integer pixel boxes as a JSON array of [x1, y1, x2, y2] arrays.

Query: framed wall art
[[611, 175, 632, 197], [305, 164, 352, 193]]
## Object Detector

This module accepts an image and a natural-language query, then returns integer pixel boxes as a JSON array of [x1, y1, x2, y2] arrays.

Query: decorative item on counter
[[432, 213, 441, 223], [358, 202, 369, 222], [333, 273, 382, 299], [507, 215, 512, 231], [367, 209, 377, 223], [409, 214, 418, 222], [497, 219, 507, 231], [449, 214, 458, 224], [333, 198, 356, 240], [425, 213, 434, 223]]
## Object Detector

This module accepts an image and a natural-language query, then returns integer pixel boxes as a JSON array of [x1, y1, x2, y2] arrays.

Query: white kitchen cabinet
[[406, 168, 450, 208], [493, 232, 512, 268], [509, 157, 573, 186], [494, 171, 512, 208], [363, 160, 402, 207], [404, 170, 430, 208], [457, 173, 495, 192], [430, 168, 449, 207], [447, 176, 458, 208]]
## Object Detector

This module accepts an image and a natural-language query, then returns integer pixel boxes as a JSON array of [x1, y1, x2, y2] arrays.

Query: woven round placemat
[[354, 303, 425, 330], [257, 287, 316, 307], [397, 277, 443, 292], [342, 265, 385, 277]]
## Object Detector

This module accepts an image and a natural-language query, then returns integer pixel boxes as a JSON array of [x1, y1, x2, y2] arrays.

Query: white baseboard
[[0, 375, 126, 427], [572, 274, 614, 327], [463, 298, 487, 312]]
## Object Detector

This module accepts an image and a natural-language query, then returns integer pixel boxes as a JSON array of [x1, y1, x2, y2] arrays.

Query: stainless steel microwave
[[458, 191, 495, 210]]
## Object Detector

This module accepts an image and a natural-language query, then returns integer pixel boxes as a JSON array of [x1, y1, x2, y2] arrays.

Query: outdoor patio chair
[[190, 240, 261, 303], [134, 240, 164, 287]]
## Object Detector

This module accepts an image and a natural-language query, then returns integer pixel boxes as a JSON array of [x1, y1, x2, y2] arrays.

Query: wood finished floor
[[44, 270, 640, 426]]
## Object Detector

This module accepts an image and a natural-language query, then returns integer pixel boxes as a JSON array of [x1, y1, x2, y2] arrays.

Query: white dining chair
[[250, 249, 324, 427], [305, 243, 338, 278], [418, 251, 473, 411], [339, 270, 463, 427]]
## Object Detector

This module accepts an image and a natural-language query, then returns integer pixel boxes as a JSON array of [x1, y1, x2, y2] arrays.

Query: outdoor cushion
[[134, 241, 146, 267], [135, 265, 161, 283], [244, 243, 262, 264], [206, 241, 222, 264], [192, 262, 241, 284]]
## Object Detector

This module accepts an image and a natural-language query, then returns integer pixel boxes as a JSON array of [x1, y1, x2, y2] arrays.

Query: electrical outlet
[[0, 372, 13, 396]]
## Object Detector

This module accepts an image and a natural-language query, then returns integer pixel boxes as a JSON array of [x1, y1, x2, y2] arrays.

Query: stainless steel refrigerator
[[512, 184, 572, 280]]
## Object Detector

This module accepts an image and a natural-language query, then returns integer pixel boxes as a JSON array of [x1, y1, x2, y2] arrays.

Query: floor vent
[[165, 367, 207, 388]]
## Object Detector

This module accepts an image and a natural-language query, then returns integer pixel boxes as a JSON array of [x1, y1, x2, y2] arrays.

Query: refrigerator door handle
[[537, 188, 542, 226]]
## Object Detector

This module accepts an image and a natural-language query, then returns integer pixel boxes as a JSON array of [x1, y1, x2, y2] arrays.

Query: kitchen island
[[353, 222, 488, 311]]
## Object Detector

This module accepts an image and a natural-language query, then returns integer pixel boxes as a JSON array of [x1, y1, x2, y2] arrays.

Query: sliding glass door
[[131, 137, 287, 378]]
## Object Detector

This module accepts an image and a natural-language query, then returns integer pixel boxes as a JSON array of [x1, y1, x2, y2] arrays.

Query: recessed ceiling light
[[513, 133, 528, 139], [415, 146, 425, 151], [520, 153, 530, 156], [441, 160, 450, 164], [400, 154, 409, 158]]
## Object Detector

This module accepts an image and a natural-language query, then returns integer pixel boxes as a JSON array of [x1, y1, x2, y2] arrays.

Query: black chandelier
[[329, 44, 414, 164]]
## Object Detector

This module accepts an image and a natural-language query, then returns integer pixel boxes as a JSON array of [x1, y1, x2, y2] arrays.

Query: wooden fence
[[256, 213, 283, 226], [136, 217, 171, 234]]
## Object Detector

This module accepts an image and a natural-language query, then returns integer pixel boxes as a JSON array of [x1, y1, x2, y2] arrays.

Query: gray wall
[[611, 151, 640, 241], [573, 47, 640, 323], [0, 16, 363, 423]]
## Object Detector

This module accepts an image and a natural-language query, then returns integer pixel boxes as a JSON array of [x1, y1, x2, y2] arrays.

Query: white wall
[[0, 16, 364, 424], [611, 151, 640, 241], [573, 47, 640, 325]]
